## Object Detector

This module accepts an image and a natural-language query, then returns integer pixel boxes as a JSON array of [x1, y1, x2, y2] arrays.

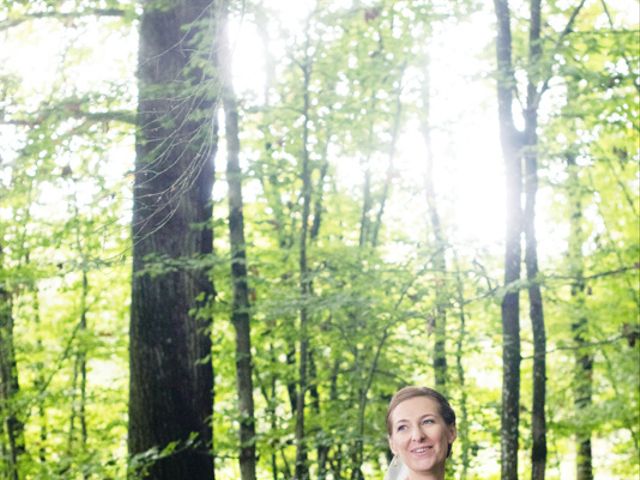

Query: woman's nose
[[410, 425, 426, 441]]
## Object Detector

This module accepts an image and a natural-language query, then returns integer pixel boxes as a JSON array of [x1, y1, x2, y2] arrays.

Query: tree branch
[[536, 0, 588, 104], [522, 334, 630, 359], [599, 0, 640, 95], [2, 109, 136, 127], [0, 8, 129, 31]]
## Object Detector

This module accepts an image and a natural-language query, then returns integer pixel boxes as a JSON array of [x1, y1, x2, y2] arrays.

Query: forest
[[0, 0, 638, 479]]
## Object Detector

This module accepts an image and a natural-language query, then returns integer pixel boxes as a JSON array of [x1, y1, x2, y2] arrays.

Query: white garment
[[383, 456, 409, 480]]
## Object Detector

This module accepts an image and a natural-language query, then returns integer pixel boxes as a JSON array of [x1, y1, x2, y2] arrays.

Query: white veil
[[383, 455, 409, 480]]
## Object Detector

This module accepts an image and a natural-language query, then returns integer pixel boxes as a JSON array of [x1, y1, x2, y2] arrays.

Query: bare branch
[[522, 334, 629, 359], [0, 8, 129, 32], [599, 0, 640, 95], [1, 108, 135, 127], [536, 0, 588, 104]]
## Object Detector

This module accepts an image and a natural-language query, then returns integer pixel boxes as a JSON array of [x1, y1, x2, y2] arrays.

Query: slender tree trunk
[[68, 260, 88, 474], [420, 53, 448, 390], [71, 208, 90, 465], [358, 104, 376, 249], [217, 2, 257, 478], [493, 2, 522, 478], [351, 329, 391, 480], [453, 253, 470, 479], [32, 287, 46, 464], [318, 358, 340, 479], [0, 319, 22, 480], [294, 53, 313, 480], [79, 268, 88, 452], [310, 139, 331, 242], [307, 135, 330, 476], [524, 132, 546, 480], [0, 245, 24, 480], [370, 87, 403, 248], [129, 1, 217, 478], [524, 3, 547, 479], [255, 15, 301, 457], [567, 154, 594, 480], [270, 344, 279, 480]]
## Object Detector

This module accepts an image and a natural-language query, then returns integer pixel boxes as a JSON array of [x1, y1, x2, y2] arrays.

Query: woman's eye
[[396, 425, 407, 432], [422, 418, 434, 425]]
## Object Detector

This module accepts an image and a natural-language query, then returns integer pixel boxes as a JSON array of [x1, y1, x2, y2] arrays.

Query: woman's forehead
[[391, 395, 441, 422]]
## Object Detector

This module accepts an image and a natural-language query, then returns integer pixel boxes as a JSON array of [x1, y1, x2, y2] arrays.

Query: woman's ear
[[388, 436, 395, 456], [447, 424, 457, 444]]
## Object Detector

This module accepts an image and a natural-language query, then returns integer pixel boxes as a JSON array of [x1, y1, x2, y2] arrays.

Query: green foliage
[[0, 0, 637, 478]]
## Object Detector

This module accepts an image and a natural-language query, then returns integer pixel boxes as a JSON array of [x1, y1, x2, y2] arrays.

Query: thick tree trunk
[[493, 2, 522, 479], [217, 2, 257, 478], [525, 3, 547, 479], [567, 154, 594, 480], [129, 1, 217, 478]]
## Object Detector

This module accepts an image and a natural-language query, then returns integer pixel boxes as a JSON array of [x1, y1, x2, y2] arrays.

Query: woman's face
[[388, 396, 456, 478]]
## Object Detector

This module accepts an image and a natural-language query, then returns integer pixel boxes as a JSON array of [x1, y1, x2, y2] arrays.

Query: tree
[[493, 1, 588, 477], [566, 153, 593, 480], [492, 2, 523, 477], [128, 0, 217, 478], [294, 29, 313, 480], [522, 2, 547, 478], [420, 52, 449, 392], [0, 243, 24, 480], [216, 1, 257, 478]]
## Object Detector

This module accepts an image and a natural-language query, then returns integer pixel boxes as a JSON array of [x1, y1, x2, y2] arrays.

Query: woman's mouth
[[410, 445, 434, 455]]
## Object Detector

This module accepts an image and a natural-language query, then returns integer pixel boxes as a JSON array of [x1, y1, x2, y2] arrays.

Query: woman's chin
[[404, 454, 444, 475]]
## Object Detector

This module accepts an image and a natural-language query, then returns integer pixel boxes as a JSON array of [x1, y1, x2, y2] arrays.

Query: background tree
[[128, 0, 217, 478], [217, 0, 258, 478]]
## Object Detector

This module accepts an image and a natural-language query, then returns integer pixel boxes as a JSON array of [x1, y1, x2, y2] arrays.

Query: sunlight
[[229, 3, 509, 253]]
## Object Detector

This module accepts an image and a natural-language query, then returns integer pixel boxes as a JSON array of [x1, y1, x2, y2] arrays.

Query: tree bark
[[69, 209, 90, 469], [294, 51, 313, 480], [420, 53, 448, 390], [0, 244, 24, 480], [493, 2, 522, 479], [370, 88, 402, 249], [358, 101, 376, 249], [129, 1, 217, 478], [453, 253, 470, 479], [567, 154, 594, 480], [32, 287, 47, 464], [525, 2, 547, 479], [217, 2, 257, 478]]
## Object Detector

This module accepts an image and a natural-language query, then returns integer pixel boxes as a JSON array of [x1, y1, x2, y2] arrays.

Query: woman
[[384, 386, 457, 480]]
